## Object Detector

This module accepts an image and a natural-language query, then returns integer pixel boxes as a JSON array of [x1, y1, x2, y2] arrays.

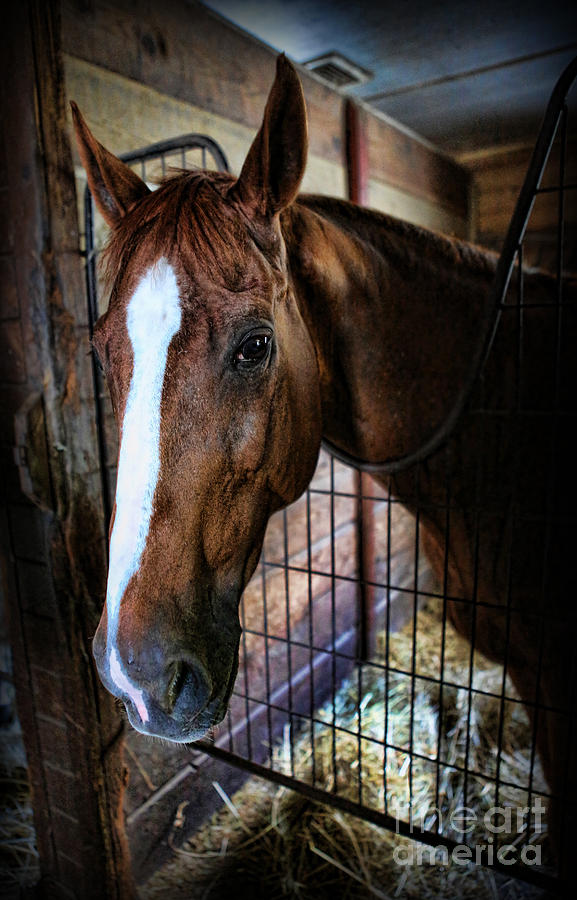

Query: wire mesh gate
[[83, 59, 576, 894]]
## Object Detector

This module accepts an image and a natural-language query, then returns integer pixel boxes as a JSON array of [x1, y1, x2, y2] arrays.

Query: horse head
[[72, 56, 322, 741]]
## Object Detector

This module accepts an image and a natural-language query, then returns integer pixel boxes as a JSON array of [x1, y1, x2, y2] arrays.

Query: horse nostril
[[165, 659, 211, 717], [166, 661, 187, 712]]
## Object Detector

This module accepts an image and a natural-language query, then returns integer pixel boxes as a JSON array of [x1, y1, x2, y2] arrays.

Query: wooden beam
[[345, 99, 370, 207], [344, 99, 378, 661], [0, 2, 135, 895]]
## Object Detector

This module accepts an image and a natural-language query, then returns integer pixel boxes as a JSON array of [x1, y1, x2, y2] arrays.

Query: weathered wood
[[468, 138, 577, 265], [0, 1, 134, 896], [345, 98, 379, 659], [367, 110, 470, 219], [61, 0, 342, 164], [60, 0, 469, 221]]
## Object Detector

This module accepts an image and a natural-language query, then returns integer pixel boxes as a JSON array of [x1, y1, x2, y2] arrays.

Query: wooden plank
[[367, 112, 470, 219], [478, 190, 574, 239], [470, 138, 577, 264], [60, 0, 343, 165], [60, 0, 470, 219], [0, 2, 135, 896]]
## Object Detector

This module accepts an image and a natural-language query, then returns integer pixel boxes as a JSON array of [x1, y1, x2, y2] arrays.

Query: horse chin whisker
[[152, 734, 180, 748]]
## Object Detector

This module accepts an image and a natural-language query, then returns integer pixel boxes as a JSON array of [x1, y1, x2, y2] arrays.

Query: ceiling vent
[[303, 52, 373, 90]]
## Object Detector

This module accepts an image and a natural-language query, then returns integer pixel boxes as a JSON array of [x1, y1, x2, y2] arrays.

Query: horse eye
[[235, 332, 272, 366]]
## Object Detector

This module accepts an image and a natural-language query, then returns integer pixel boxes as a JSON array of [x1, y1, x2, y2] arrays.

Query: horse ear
[[70, 101, 150, 227], [233, 54, 308, 217]]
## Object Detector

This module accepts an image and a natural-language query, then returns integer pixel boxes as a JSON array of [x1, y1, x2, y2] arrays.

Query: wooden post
[[0, 2, 135, 896], [344, 99, 378, 661]]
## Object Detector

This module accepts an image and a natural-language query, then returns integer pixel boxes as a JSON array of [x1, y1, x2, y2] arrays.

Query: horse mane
[[296, 194, 499, 280]]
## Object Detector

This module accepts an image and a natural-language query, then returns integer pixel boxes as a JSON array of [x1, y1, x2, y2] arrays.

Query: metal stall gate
[[84, 58, 576, 893]]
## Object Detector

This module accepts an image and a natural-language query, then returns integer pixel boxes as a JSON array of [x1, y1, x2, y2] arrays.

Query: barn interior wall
[[61, 0, 470, 237], [1, 2, 137, 895], [465, 138, 577, 269], [64, 56, 347, 201]]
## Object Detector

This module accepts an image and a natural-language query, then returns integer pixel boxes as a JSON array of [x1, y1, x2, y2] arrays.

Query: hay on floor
[[0, 720, 40, 893], [142, 602, 549, 900]]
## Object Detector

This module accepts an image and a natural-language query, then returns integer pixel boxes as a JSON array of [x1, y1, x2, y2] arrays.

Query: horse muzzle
[[92, 627, 239, 742]]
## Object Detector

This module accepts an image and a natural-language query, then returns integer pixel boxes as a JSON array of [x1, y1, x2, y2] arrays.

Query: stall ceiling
[[199, 0, 577, 158]]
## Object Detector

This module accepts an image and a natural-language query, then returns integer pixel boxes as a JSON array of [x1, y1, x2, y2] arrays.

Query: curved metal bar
[[120, 133, 229, 172], [478, 54, 577, 370], [324, 54, 577, 475]]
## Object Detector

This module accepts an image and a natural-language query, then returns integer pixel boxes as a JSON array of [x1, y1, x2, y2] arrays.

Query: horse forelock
[[101, 170, 265, 295]]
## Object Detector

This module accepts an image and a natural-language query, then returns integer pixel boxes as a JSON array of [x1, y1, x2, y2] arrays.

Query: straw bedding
[[142, 601, 549, 900], [0, 720, 40, 895]]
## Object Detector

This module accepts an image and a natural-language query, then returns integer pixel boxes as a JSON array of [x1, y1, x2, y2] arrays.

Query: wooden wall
[[61, 0, 471, 238], [0, 2, 135, 896], [465, 137, 577, 270]]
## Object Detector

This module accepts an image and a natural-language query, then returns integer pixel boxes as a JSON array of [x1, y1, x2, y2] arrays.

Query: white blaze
[[105, 259, 182, 721], [109, 647, 149, 723]]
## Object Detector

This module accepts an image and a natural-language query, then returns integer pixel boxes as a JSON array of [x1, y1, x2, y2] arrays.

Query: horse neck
[[283, 196, 497, 469]]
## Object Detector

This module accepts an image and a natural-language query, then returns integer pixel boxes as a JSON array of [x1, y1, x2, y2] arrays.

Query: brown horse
[[72, 56, 575, 861]]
